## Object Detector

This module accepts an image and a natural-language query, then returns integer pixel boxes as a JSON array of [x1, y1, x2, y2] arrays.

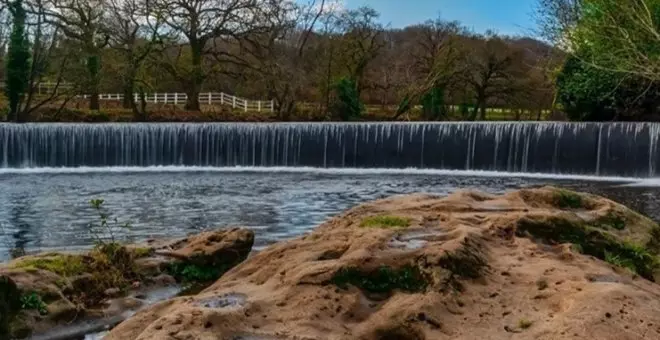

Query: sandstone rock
[[150, 274, 177, 286], [0, 228, 255, 339], [45, 299, 79, 322], [133, 256, 169, 277], [107, 187, 660, 340], [156, 228, 255, 267]]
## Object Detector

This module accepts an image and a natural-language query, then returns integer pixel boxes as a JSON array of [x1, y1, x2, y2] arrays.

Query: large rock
[[107, 187, 660, 340], [155, 228, 255, 267], [0, 228, 255, 339]]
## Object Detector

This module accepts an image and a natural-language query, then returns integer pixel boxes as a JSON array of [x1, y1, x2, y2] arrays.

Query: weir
[[0, 122, 658, 177]]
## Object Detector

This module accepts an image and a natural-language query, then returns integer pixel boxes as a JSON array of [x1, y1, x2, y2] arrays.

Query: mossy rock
[[11, 254, 86, 277], [0, 276, 21, 336], [330, 265, 427, 294], [517, 216, 659, 280]]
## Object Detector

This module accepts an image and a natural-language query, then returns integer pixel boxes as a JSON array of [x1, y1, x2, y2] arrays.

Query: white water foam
[[0, 165, 650, 184]]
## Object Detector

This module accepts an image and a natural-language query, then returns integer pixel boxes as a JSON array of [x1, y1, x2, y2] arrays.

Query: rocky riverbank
[[105, 187, 660, 340], [0, 228, 254, 339]]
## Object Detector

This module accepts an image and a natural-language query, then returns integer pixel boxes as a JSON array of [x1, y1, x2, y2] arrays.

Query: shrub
[[332, 77, 363, 121]]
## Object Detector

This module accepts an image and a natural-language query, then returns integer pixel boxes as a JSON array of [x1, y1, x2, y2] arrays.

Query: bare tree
[[41, 0, 109, 110], [393, 17, 465, 119], [462, 33, 523, 120], [245, 0, 328, 119], [334, 7, 384, 96], [153, 0, 285, 111], [106, 0, 166, 116]]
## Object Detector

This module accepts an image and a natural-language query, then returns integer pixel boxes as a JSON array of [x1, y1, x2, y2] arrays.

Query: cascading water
[[0, 122, 658, 177]]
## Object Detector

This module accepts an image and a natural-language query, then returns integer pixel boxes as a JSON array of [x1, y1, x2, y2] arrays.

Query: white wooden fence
[[94, 92, 275, 112], [0, 82, 275, 112]]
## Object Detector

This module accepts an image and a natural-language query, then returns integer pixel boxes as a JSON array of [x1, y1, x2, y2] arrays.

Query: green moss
[[130, 247, 153, 259], [360, 215, 411, 229], [517, 217, 658, 280], [518, 319, 533, 329], [646, 226, 660, 255], [330, 265, 427, 294], [553, 190, 584, 209], [594, 212, 626, 230], [436, 238, 489, 291], [12, 255, 86, 277], [166, 262, 227, 283]]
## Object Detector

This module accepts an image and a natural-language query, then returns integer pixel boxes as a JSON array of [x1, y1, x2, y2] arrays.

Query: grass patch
[[360, 215, 411, 229], [553, 190, 584, 209], [12, 255, 86, 277], [331, 265, 427, 294], [517, 217, 659, 280]]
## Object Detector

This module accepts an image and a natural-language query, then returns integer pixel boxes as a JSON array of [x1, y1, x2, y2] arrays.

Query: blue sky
[[341, 0, 538, 36]]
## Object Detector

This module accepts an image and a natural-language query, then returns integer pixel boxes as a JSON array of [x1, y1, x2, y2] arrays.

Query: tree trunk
[[185, 83, 201, 111], [479, 103, 487, 120], [87, 54, 101, 111], [122, 73, 136, 109], [185, 44, 203, 111]]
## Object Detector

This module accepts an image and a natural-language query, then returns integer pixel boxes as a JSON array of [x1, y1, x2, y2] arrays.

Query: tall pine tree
[[6, 0, 30, 122]]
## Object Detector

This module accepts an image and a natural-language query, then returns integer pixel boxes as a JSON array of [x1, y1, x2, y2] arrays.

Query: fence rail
[[0, 82, 275, 113], [94, 92, 275, 112]]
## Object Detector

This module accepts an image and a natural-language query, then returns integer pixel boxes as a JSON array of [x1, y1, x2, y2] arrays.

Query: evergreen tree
[[5, 0, 30, 122], [333, 77, 363, 121]]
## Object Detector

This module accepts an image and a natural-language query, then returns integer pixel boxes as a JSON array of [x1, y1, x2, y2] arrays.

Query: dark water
[[1, 168, 659, 261], [3, 122, 660, 177]]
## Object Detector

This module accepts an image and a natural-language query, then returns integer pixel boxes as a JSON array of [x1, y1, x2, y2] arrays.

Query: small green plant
[[88, 199, 131, 246], [518, 318, 533, 329], [20, 292, 47, 315], [360, 215, 411, 229], [553, 190, 583, 209]]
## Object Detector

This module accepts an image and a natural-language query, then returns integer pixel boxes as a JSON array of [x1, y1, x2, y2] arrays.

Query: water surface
[[1, 168, 658, 261]]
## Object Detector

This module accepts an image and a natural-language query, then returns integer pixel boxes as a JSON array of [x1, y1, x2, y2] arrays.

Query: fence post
[[174, 93, 178, 105], [154, 93, 158, 103], [244, 100, 248, 112], [271, 100, 274, 113], [208, 92, 212, 105], [221, 93, 224, 105], [258, 101, 261, 112], [232, 96, 236, 108]]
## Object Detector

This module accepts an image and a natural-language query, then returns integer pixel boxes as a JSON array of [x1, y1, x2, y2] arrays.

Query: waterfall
[[0, 122, 658, 177]]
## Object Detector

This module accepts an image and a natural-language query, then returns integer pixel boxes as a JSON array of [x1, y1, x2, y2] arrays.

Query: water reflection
[[0, 171, 657, 261]]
